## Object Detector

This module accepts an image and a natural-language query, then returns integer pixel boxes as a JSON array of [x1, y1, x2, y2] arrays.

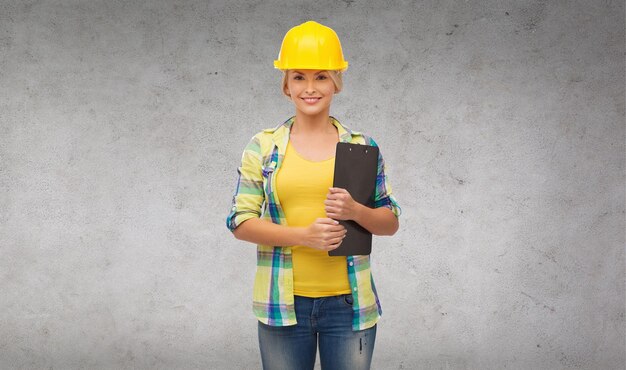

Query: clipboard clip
[[348, 146, 370, 154]]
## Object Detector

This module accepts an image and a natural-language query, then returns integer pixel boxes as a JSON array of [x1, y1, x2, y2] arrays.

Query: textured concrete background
[[1, 0, 624, 369]]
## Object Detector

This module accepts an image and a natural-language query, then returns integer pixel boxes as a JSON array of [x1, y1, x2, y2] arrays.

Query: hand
[[302, 218, 347, 251], [324, 187, 361, 221]]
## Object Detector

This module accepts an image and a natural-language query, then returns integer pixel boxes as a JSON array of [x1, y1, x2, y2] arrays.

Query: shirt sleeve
[[366, 136, 402, 218], [226, 134, 265, 232]]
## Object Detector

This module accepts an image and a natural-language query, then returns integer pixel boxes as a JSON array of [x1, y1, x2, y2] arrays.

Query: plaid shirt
[[226, 116, 401, 331]]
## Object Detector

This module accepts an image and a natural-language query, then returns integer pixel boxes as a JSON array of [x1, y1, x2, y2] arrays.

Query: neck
[[292, 110, 334, 135]]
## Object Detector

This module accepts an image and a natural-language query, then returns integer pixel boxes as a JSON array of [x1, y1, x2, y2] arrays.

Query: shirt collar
[[266, 116, 356, 152]]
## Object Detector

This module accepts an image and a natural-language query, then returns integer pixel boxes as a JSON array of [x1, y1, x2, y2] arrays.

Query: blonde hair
[[281, 70, 344, 98]]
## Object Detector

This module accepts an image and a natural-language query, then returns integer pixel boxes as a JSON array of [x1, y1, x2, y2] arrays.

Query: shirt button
[[349, 262, 354, 266], [353, 287, 357, 291]]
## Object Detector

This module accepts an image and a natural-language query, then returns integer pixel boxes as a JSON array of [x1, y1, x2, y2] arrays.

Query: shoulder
[[260, 116, 294, 135], [243, 130, 273, 157], [330, 117, 379, 147], [243, 118, 291, 154], [331, 117, 371, 146], [341, 125, 385, 161], [359, 133, 379, 147], [345, 127, 379, 148]]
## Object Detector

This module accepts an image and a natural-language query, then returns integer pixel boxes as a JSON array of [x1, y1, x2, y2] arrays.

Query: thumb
[[317, 217, 339, 225]]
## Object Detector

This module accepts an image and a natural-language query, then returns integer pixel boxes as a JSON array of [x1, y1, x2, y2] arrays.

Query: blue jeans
[[258, 294, 376, 370]]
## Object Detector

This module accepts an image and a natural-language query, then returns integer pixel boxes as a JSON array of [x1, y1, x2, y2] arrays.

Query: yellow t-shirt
[[275, 141, 351, 297]]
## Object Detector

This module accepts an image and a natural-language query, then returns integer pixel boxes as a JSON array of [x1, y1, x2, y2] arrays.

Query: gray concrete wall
[[1, 0, 624, 369]]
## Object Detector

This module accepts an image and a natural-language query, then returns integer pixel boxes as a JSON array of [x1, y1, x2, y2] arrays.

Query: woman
[[226, 20, 401, 370]]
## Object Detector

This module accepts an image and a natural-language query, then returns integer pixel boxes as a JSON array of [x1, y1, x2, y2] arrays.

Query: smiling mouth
[[302, 97, 321, 104]]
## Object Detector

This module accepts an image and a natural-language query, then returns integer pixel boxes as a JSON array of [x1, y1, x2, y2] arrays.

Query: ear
[[282, 71, 291, 97]]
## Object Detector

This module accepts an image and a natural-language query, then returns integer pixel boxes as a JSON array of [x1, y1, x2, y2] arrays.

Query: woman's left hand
[[324, 187, 361, 221]]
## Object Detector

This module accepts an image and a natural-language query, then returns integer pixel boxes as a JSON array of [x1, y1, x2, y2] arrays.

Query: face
[[284, 70, 337, 117]]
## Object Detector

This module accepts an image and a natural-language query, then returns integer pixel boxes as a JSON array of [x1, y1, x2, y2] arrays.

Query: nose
[[305, 80, 316, 95]]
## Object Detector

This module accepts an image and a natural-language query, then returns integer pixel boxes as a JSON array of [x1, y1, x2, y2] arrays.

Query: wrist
[[294, 226, 309, 247], [352, 202, 366, 223]]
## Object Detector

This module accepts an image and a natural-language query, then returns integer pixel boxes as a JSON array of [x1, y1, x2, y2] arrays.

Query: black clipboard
[[328, 142, 379, 256]]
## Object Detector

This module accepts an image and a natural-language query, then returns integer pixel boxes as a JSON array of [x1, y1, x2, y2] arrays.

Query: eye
[[293, 75, 304, 80], [316, 75, 328, 80]]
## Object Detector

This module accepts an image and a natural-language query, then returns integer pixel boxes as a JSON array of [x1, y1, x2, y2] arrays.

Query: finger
[[325, 212, 340, 220], [328, 226, 347, 235], [324, 231, 344, 240], [323, 228, 342, 236], [320, 229, 344, 242], [325, 202, 345, 209], [329, 234, 346, 245], [324, 238, 342, 248], [327, 239, 344, 251], [316, 217, 339, 225], [328, 191, 348, 199], [325, 193, 340, 201], [325, 205, 340, 213], [326, 207, 344, 216], [325, 219, 344, 228], [327, 215, 347, 223], [329, 187, 347, 193]]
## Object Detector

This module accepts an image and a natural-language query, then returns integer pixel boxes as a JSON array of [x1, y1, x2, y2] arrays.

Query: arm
[[325, 137, 401, 236], [233, 217, 347, 252], [325, 187, 399, 236], [226, 135, 347, 251]]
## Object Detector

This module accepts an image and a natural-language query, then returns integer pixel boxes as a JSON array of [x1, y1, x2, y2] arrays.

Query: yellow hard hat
[[274, 21, 348, 71]]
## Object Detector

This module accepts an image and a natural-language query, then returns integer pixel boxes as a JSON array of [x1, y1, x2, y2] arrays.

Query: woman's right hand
[[302, 218, 347, 251]]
